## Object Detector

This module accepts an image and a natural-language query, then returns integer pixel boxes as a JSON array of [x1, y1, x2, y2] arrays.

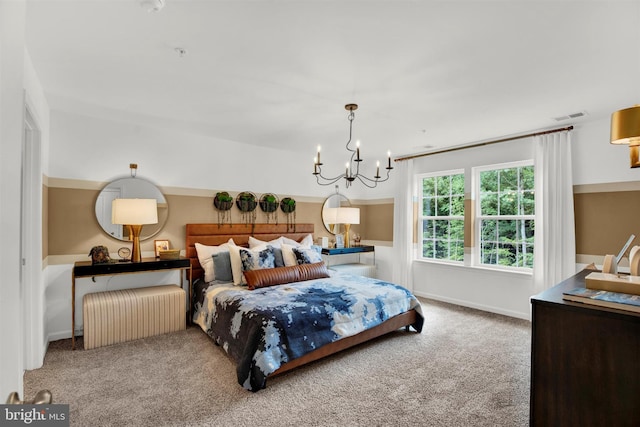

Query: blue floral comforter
[[193, 273, 424, 391]]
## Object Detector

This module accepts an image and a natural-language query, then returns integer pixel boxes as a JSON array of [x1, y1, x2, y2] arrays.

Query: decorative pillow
[[212, 251, 233, 282], [248, 236, 284, 249], [292, 246, 323, 265], [272, 247, 285, 268], [282, 243, 322, 266], [195, 239, 234, 283], [228, 245, 276, 285], [244, 262, 330, 290]]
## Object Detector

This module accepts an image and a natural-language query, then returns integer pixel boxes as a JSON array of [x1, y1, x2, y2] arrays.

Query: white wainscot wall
[[45, 263, 184, 341], [410, 261, 534, 320], [365, 245, 393, 283]]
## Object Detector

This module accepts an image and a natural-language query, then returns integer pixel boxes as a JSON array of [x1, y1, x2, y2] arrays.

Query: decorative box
[[158, 249, 180, 260], [585, 272, 640, 296]]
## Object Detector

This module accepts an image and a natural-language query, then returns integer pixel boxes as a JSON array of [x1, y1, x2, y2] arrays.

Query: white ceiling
[[25, 0, 640, 161]]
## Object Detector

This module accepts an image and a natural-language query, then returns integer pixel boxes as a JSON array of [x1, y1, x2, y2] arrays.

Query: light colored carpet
[[25, 299, 531, 426]]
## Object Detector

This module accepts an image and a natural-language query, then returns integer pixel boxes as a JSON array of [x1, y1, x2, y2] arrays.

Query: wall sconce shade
[[112, 199, 158, 262], [611, 105, 640, 168]]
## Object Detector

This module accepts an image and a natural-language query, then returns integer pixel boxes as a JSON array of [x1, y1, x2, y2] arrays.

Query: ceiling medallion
[[313, 104, 393, 188]]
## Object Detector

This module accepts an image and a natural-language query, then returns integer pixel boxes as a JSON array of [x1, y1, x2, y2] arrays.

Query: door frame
[[22, 96, 44, 369]]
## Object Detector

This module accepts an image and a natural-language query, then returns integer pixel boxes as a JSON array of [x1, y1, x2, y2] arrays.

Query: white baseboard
[[413, 291, 532, 321], [47, 329, 79, 343]]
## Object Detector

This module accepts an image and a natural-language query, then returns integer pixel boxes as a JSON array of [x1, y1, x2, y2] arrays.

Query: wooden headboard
[[185, 223, 315, 280]]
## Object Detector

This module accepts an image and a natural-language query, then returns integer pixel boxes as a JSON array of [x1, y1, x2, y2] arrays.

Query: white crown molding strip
[[44, 176, 363, 203], [574, 181, 640, 194]]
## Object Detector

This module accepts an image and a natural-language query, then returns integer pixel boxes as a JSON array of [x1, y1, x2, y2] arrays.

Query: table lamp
[[112, 198, 158, 262], [336, 207, 360, 248], [323, 207, 339, 234]]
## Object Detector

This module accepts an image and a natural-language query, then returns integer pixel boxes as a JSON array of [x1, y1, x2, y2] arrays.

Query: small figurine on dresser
[[89, 245, 112, 264]]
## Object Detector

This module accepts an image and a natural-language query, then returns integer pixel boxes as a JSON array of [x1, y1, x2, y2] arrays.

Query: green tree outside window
[[418, 171, 465, 262], [478, 164, 534, 269]]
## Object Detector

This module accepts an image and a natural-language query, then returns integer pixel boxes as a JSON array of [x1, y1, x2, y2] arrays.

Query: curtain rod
[[395, 125, 574, 162]]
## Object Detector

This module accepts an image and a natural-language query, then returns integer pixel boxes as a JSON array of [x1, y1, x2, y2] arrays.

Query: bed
[[186, 223, 423, 391]]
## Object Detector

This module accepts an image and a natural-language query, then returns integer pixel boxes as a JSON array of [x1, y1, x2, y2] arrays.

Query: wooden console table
[[71, 257, 192, 350], [530, 268, 640, 426]]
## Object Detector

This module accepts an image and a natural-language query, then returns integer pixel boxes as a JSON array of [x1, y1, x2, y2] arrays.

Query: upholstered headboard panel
[[185, 223, 315, 280]]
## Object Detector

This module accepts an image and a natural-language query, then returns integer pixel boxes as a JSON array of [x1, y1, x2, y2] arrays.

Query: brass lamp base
[[344, 223, 352, 248], [630, 145, 640, 168], [126, 224, 144, 262]]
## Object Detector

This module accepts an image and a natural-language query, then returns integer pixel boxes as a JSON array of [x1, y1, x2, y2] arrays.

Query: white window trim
[[416, 169, 465, 265], [472, 160, 535, 272]]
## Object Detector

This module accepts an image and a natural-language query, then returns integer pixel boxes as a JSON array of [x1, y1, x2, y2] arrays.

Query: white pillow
[[248, 236, 284, 249], [281, 243, 298, 267], [300, 234, 314, 247], [281, 234, 313, 248], [195, 239, 234, 283], [228, 244, 276, 285]]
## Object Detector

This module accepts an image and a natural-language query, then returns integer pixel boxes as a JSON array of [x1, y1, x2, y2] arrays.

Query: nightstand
[[321, 245, 376, 278]]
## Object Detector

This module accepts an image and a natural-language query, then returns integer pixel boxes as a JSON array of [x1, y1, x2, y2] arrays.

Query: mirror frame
[[95, 177, 168, 242], [321, 192, 351, 234]]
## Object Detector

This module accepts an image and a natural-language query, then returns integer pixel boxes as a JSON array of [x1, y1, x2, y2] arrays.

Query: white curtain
[[392, 158, 414, 289], [533, 131, 576, 294]]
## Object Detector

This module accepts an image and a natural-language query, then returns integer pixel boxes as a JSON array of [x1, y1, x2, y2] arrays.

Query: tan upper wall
[[354, 203, 394, 242], [46, 176, 640, 261], [42, 183, 49, 260], [46, 181, 394, 258], [574, 189, 640, 257]]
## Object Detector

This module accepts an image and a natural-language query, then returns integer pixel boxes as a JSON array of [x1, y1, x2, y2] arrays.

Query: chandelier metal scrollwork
[[313, 104, 393, 188]]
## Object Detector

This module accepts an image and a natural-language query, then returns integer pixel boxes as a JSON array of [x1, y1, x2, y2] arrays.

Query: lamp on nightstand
[[323, 207, 339, 234], [336, 207, 360, 248], [112, 198, 158, 262]]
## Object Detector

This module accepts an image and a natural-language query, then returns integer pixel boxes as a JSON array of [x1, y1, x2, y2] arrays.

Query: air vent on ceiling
[[553, 111, 588, 121]]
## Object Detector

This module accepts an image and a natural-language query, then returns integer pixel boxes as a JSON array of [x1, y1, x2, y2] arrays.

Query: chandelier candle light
[[313, 104, 393, 188]]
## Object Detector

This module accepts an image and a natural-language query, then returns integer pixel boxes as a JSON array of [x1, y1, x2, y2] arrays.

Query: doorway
[[22, 103, 44, 369]]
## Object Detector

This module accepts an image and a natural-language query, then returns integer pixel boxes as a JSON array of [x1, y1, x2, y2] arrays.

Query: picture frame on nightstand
[[154, 239, 170, 258], [335, 234, 344, 249]]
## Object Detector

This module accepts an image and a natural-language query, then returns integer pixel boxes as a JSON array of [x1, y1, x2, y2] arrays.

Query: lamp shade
[[335, 207, 360, 225], [323, 207, 339, 224], [611, 105, 640, 145], [112, 198, 158, 225]]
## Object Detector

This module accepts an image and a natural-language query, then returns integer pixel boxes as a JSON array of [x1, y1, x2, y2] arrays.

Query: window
[[475, 161, 534, 269], [418, 170, 465, 262]]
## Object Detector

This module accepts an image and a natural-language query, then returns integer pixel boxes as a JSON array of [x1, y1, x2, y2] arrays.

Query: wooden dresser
[[530, 269, 640, 426]]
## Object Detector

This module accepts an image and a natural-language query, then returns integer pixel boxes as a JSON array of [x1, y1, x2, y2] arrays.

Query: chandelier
[[313, 104, 393, 188]]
